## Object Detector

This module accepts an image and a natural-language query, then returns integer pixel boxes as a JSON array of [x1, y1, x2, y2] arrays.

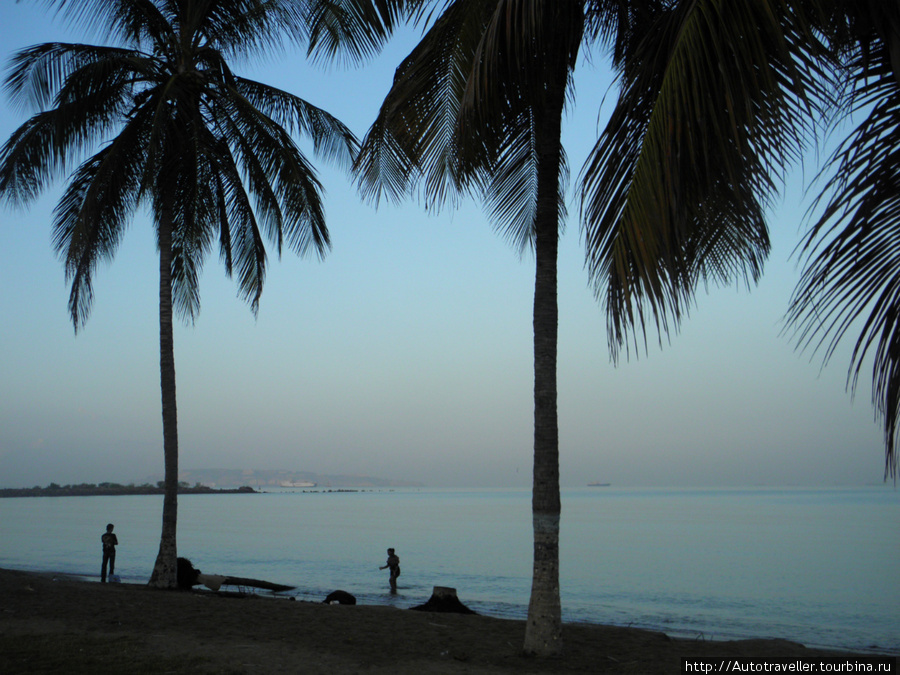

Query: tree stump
[[432, 587, 457, 600], [410, 586, 477, 614]]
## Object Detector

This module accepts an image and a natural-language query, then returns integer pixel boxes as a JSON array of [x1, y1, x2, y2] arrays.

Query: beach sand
[[0, 567, 879, 674]]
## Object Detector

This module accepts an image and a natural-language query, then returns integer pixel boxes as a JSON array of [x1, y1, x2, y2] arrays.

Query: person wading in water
[[379, 547, 400, 592]]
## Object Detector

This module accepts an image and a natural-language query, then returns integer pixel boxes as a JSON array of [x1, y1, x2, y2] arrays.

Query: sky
[[0, 3, 889, 489]]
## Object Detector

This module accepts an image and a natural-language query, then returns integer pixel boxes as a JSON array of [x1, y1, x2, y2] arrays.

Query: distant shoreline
[[0, 483, 257, 498]]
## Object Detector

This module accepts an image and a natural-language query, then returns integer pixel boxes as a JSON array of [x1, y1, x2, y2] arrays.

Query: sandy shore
[[0, 567, 883, 674]]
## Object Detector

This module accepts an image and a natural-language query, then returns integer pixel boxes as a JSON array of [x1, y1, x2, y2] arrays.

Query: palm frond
[[478, 107, 569, 253], [467, 0, 583, 117], [0, 111, 67, 205], [164, 117, 222, 322], [356, 0, 576, 249], [215, 91, 330, 263], [51, 110, 150, 330], [220, 113, 288, 252], [581, 0, 827, 360], [357, 0, 532, 217], [457, 1, 580, 249], [191, 0, 299, 58], [0, 43, 154, 206], [301, 0, 419, 65], [209, 147, 268, 312], [4, 42, 140, 113], [32, 0, 171, 47], [480, 109, 538, 252], [787, 34, 900, 479], [234, 77, 358, 169], [584, 0, 665, 68]]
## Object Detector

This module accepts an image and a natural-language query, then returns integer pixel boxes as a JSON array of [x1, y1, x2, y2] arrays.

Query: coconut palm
[[354, 3, 577, 654], [353, 0, 787, 655], [0, 0, 360, 587]]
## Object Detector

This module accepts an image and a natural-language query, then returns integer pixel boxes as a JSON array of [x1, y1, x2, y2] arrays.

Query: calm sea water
[[0, 487, 896, 653]]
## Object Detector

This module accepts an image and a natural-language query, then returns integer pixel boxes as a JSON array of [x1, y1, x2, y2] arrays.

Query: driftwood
[[220, 576, 294, 593], [410, 586, 477, 615], [177, 557, 294, 593]]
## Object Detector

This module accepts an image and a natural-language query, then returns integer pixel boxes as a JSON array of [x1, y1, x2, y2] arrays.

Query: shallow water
[[0, 486, 896, 653]]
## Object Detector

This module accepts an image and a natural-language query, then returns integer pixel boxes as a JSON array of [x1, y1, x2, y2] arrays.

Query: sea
[[0, 486, 896, 654]]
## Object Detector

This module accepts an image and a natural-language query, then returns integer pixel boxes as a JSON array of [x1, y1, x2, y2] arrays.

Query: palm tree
[[353, 0, 775, 655], [0, 0, 359, 587], [354, 2, 576, 653]]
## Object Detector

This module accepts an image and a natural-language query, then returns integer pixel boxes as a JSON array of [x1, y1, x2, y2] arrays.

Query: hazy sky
[[0, 3, 888, 489]]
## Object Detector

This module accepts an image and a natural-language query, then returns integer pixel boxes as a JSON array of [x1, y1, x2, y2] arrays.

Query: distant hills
[[151, 468, 424, 490]]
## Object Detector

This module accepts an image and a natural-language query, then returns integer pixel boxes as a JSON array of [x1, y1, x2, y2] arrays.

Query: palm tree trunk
[[149, 209, 179, 589], [523, 48, 569, 657]]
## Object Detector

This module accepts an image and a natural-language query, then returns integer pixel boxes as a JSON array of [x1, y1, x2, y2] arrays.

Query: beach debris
[[322, 590, 357, 605], [177, 557, 201, 589], [176, 557, 294, 593], [220, 576, 294, 593], [196, 573, 226, 591], [410, 586, 476, 615]]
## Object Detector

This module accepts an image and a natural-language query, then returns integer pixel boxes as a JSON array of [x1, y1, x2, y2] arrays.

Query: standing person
[[380, 547, 400, 591], [101, 523, 118, 583]]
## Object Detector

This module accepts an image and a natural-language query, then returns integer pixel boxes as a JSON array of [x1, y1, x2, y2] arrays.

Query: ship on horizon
[[587, 482, 611, 487]]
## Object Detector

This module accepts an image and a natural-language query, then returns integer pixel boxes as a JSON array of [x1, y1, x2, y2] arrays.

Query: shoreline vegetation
[[0, 470, 425, 498], [0, 568, 888, 675], [0, 482, 258, 498]]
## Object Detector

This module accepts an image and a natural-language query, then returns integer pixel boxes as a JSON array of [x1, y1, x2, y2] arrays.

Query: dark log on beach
[[221, 576, 294, 593], [410, 586, 477, 614], [176, 557, 293, 593]]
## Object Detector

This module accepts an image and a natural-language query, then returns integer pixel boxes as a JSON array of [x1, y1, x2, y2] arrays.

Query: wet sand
[[0, 567, 882, 674]]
